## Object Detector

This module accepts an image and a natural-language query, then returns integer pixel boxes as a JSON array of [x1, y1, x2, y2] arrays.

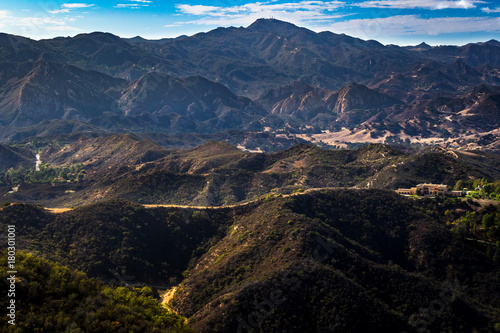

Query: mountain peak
[[247, 18, 300, 32], [339, 82, 364, 92], [73, 31, 122, 43], [484, 39, 500, 47], [416, 42, 432, 49]]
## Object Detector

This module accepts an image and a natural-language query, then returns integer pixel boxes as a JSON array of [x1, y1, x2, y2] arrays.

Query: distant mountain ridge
[[0, 19, 499, 150]]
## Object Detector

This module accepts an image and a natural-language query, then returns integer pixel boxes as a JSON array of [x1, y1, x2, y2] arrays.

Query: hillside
[[0, 61, 126, 126], [0, 250, 193, 332], [0, 200, 233, 284], [171, 190, 500, 332], [1, 190, 499, 332], [0, 144, 33, 171], [2, 138, 500, 207], [257, 81, 400, 127]]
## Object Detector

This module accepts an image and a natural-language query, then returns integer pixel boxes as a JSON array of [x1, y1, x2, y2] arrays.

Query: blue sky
[[0, 0, 499, 45]]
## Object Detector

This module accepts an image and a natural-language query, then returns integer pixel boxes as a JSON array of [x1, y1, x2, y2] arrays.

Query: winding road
[[44, 187, 345, 213]]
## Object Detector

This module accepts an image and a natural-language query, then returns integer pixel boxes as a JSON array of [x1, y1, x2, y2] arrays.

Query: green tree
[[454, 180, 464, 191], [483, 214, 494, 229]]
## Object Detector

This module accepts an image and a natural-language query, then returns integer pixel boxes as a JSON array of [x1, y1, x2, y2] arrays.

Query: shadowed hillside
[[1, 189, 498, 332], [2, 138, 500, 207]]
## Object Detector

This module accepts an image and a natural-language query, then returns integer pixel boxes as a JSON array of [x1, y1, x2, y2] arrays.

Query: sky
[[0, 0, 499, 45]]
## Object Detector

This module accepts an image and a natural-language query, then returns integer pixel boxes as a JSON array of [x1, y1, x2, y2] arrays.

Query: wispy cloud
[[49, 3, 95, 14], [0, 10, 11, 18], [356, 0, 485, 9], [115, 4, 147, 8], [48, 9, 71, 14], [173, 1, 347, 27], [314, 15, 500, 39], [482, 7, 500, 13], [176, 5, 219, 15], [0, 10, 10, 27], [61, 3, 95, 9], [17, 17, 71, 27], [114, 0, 152, 9], [1, 9, 82, 36]]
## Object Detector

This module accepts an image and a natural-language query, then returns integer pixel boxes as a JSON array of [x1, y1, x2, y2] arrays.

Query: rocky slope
[[0, 19, 499, 150]]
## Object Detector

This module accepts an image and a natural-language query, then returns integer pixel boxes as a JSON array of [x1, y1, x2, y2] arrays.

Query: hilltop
[[1, 137, 500, 208]]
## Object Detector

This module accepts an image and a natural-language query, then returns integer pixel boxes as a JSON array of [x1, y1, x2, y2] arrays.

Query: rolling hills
[[1, 189, 499, 332], [1, 137, 500, 208]]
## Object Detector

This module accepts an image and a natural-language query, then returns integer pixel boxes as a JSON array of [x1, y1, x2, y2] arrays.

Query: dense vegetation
[[454, 179, 500, 201], [0, 251, 193, 332], [0, 201, 233, 283], [171, 190, 499, 332], [2, 189, 499, 332], [447, 199, 500, 251], [0, 164, 85, 186]]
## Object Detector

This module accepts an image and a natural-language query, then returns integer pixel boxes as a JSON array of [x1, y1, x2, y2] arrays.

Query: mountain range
[[1, 19, 499, 151]]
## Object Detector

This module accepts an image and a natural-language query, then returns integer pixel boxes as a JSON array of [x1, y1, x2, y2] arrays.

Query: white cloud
[[17, 17, 68, 27], [61, 3, 95, 9], [0, 10, 10, 27], [48, 9, 71, 14], [115, 3, 149, 8], [314, 15, 500, 39], [49, 3, 94, 14], [176, 5, 219, 15], [114, 0, 152, 9], [174, 1, 347, 27], [436, 0, 481, 9], [482, 7, 500, 12], [356, 0, 485, 9], [0, 10, 11, 18], [0, 10, 83, 37]]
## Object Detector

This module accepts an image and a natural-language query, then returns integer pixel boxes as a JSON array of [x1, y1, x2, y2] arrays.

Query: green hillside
[[1, 189, 499, 332], [0, 250, 193, 332]]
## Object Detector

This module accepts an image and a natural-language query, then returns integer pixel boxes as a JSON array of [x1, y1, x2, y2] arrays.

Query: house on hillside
[[396, 183, 462, 197]]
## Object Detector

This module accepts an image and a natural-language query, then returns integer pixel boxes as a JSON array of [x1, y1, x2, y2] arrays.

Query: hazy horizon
[[0, 0, 499, 46]]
